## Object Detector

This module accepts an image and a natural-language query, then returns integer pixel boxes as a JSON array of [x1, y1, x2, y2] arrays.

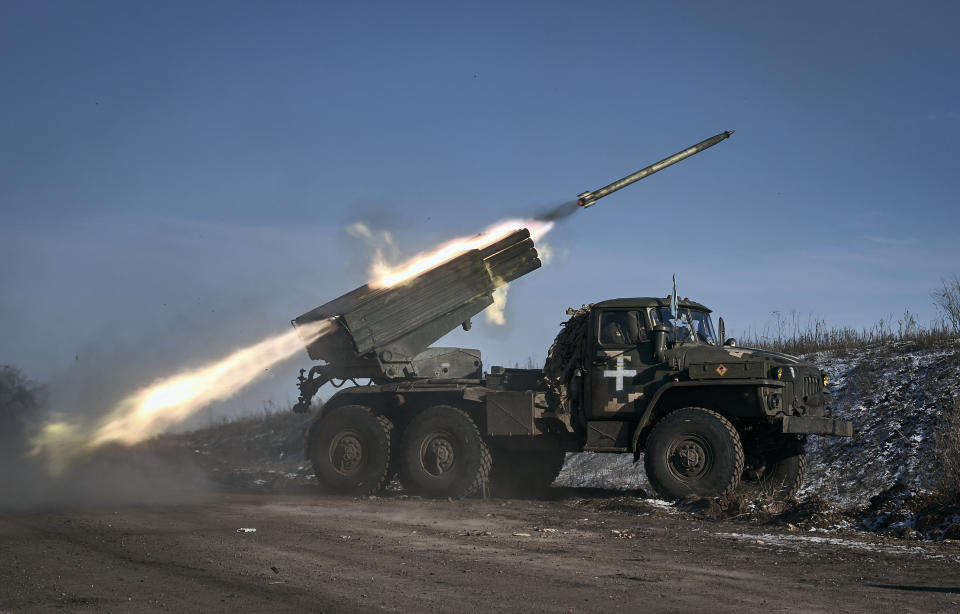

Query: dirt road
[[1, 492, 958, 613]]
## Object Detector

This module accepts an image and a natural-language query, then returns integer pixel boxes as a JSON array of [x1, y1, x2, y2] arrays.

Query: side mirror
[[650, 325, 669, 363]]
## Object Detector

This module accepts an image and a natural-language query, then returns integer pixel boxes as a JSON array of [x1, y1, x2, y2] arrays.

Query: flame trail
[[31, 318, 333, 470], [369, 218, 554, 288]]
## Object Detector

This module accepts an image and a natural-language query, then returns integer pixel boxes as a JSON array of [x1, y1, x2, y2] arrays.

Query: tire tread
[[398, 405, 490, 499], [644, 407, 744, 499], [309, 405, 393, 496]]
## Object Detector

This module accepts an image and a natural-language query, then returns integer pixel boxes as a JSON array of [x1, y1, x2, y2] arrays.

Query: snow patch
[[712, 531, 948, 560]]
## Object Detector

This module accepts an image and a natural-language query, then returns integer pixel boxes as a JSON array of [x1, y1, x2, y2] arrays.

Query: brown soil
[[2, 489, 959, 613]]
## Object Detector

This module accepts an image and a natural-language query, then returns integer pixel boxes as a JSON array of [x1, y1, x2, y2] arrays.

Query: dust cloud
[[1, 365, 213, 513]]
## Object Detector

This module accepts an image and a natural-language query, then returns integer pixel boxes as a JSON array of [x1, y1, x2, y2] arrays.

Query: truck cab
[[556, 297, 851, 499]]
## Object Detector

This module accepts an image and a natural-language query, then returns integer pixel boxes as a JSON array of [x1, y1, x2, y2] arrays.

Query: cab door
[[587, 309, 655, 418]]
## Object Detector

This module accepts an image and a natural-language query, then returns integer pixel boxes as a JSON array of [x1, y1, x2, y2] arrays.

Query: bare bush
[[935, 402, 960, 499], [932, 276, 960, 334], [934, 353, 960, 500], [0, 365, 45, 460]]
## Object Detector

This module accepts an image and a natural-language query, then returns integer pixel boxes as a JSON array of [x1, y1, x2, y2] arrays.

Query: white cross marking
[[603, 356, 637, 391]]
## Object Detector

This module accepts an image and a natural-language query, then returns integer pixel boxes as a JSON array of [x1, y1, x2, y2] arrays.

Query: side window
[[649, 308, 662, 326], [598, 310, 646, 346]]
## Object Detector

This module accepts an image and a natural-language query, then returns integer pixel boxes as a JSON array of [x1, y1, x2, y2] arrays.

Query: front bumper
[[780, 415, 853, 437]]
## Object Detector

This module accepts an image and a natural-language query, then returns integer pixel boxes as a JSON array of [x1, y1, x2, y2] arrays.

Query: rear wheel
[[643, 407, 744, 500], [398, 405, 490, 499], [739, 436, 806, 501], [308, 405, 393, 495], [489, 449, 566, 498]]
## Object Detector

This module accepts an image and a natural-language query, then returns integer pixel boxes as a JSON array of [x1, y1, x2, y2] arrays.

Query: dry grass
[[737, 309, 957, 356], [740, 278, 960, 355]]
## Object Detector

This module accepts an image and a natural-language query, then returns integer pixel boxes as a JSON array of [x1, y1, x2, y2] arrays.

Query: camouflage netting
[[543, 305, 593, 413]]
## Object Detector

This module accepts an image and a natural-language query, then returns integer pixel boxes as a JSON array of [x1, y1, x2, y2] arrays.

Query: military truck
[[289, 132, 852, 500], [289, 231, 852, 501]]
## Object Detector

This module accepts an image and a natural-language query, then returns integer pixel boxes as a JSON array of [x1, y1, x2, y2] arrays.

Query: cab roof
[[592, 297, 712, 312]]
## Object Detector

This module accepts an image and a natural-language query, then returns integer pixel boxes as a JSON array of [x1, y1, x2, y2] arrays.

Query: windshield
[[652, 307, 717, 345]]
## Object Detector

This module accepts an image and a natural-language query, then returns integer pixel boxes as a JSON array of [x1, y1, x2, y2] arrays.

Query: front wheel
[[739, 436, 806, 501], [643, 407, 744, 500], [398, 405, 490, 499]]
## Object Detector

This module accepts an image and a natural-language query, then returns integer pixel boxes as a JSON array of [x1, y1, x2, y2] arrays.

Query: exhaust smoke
[[534, 200, 580, 222], [485, 284, 510, 325]]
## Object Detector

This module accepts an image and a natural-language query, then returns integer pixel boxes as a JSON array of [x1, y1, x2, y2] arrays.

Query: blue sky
[[2, 1, 958, 418]]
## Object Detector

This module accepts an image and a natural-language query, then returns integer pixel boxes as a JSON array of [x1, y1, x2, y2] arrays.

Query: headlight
[[767, 393, 782, 411], [823, 374, 829, 387]]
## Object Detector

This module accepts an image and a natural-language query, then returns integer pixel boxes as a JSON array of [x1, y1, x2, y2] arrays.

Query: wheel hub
[[668, 438, 711, 479], [421, 434, 456, 476], [330, 432, 363, 475]]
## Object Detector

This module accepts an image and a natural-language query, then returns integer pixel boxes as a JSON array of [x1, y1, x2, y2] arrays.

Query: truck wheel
[[643, 407, 744, 500], [398, 405, 491, 499], [308, 405, 393, 496], [739, 438, 806, 501], [489, 449, 566, 498]]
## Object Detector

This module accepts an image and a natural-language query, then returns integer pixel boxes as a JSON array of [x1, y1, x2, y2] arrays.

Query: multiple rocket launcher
[[291, 130, 734, 404], [293, 229, 540, 379]]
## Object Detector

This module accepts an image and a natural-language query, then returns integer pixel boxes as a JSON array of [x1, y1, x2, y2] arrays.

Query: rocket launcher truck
[[290, 133, 852, 500]]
